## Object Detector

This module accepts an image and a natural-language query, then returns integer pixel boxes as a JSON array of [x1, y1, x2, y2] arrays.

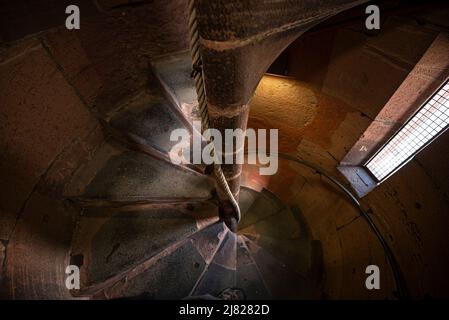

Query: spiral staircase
[[58, 50, 320, 300]]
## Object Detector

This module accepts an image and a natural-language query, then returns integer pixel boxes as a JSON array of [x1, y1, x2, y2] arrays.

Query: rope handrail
[[187, 0, 241, 223]]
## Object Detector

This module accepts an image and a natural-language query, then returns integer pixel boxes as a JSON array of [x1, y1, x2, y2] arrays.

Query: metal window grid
[[366, 81, 449, 181]]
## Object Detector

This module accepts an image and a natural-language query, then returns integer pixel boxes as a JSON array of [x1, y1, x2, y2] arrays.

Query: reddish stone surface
[[43, 0, 189, 116], [0, 0, 448, 299], [42, 29, 103, 108], [364, 158, 449, 297], [342, 33, 449, 166], [286, 29, 338, 91], [0, 1, 99, 42], [0, 0, 189, 242], [37, 124, 105, 197], [0, 241, 5, 272], [6, 192, 77, 299], [245, 10, 449, 298], [322, 29, 411, 119], [415, 129, 449, 201], [240, 159, 395, 299], [0, 41, 98, 239]]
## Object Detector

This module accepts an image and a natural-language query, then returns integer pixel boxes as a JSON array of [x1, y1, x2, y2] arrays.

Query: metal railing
[[278, 153, 409, 299]]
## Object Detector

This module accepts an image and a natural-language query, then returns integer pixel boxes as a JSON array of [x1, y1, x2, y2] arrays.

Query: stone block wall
[[247, 3, 449, 298], [0, 0, 189, 298]]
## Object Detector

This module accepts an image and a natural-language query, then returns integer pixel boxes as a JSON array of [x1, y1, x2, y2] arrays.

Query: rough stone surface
[[118, 240, 206, 299], [342, 33, 449, 166], [415, 131, 449, 202], [244, 236, 313, 299], [251, 76, 318, 130], [364, 159, 449, 298], [1, 0, 449, 300], [239, 7, 449, 299], [238, 189, 284, 230], [109, 91, 192, 162], [6, 192, 77, 299], [86, 208, 199, 284], [0, 41, 98, 239], [0, 241, 5, 278], [37, 125, 105, 198], [193, 232, 237, 296], [212, 232, 237, 270], [190, 222, 228, 264], [66, 143, 214, 202], [40, 0, 190, 115], [240, 206, 314, 277], [193, 262, 236, 297], [70, 202, 218, 288], [238, 187, 259, 217], [337, 218, 395, 299], [236, 237, 271, 299], [151, 51, 198, 114], [240, 159, 393, 299], [42, 29, 103, 108], [0, 0, 99, 42], [322, 28, 411, 119]]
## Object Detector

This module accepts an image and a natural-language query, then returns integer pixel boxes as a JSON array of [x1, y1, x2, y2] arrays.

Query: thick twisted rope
[[187, 0, 241, 223]]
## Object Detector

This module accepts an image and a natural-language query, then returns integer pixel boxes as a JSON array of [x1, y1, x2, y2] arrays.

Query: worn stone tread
[[66, 141, 214, 204], [150, 50, 201, 125], [191, 231, 237, 297], [242, 236, 314, 300], [238, 188, 285, 230], [236, 236, 272, 300], [108, 92, 193, 165]]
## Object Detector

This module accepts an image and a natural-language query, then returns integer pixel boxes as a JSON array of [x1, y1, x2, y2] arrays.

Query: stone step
[[190, 231, 237, 297], [236, 236, 272, 300], [150, 50, 201, 126], [238, 188, 285, 230], [72, 220, 227, 299], [65, 141, 214, 206], [242, 235, 315, 300], [105, 91, 199, 170], [239, 205, 318, 280], [238, 187, 260, 217], [71, 202, 218, 287], [240, 207, 302, 240], [243, 233, 312, 278]]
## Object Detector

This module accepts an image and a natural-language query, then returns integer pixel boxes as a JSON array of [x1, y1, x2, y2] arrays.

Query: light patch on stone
[[196, 215, 220, 231], [180, 102, 201, 124], [251, 75, 318, 129]]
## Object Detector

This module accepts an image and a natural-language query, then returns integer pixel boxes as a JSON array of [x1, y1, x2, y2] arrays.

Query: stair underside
[[65, 50, 322, 300], [72, 220, 227, 299], [106, 91, 197, 169], [70, 185, 322, 300], [150, 50, 201, 125], [65, 140, 214, 207]]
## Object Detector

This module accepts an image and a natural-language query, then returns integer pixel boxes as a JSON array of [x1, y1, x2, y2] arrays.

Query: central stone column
[[194, 0, 368, 226]]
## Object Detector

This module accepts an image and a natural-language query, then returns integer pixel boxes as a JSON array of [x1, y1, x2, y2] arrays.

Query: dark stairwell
[[1, 0, 449, 300]]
